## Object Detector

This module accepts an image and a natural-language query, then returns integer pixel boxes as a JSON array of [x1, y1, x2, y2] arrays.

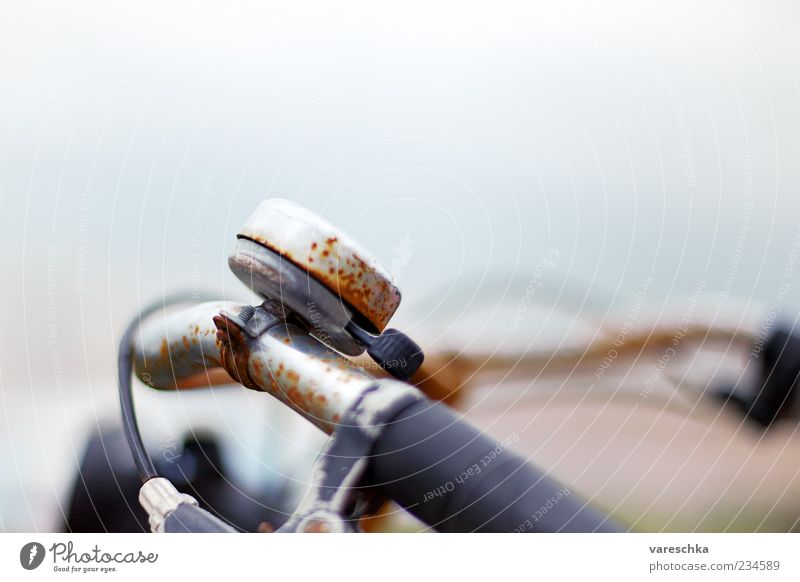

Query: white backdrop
[[1, 0, 799, 531]]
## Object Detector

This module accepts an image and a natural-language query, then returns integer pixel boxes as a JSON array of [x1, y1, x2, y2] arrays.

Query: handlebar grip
[[365, 399, 619, 532]]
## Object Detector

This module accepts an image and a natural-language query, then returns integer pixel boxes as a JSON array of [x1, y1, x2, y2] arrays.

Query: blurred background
[[1, 0, 800, 532]]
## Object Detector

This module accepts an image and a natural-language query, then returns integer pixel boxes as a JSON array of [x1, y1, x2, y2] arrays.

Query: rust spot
[[286, 387, 304, 408], [311, 242, 318, 250], [182, 335, 191, 350], [212, 314, 259, 390]]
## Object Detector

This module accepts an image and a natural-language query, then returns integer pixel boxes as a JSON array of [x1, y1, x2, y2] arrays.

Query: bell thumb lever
[[346, 321, 424, 382]]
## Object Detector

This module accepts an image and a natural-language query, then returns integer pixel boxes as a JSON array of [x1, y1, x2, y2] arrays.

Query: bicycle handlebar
[[133, 302, 619, 532]]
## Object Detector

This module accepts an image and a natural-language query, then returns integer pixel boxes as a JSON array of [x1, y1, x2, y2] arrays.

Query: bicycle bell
[[228, 199, 424, 380]]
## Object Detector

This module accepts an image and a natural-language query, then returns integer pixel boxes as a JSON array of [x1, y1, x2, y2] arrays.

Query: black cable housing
[[117, 294, 200, 484]]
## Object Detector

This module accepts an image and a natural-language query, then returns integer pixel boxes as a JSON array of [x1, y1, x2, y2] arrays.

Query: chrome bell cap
[[230, 199, 402, 352]]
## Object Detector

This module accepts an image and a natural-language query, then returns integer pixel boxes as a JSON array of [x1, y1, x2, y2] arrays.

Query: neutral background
[[1, 0, 799, 531]]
